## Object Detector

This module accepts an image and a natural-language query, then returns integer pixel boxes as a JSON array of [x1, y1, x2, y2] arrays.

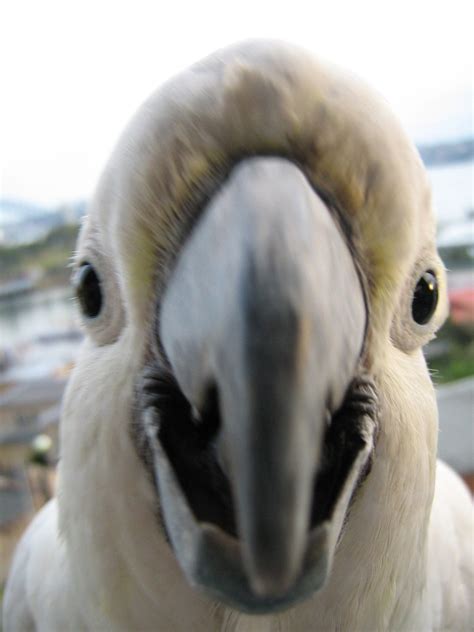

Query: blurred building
[[0, 377, 64, 584]]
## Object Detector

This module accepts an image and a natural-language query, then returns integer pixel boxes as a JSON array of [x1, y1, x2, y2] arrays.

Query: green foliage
[[430, 349, 474, 383], [428, 320, 474, 384]]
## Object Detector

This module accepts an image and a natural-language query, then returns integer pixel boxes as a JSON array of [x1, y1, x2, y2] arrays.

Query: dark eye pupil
[[412, 270, 438, 325], [74, 263, 102, 318]]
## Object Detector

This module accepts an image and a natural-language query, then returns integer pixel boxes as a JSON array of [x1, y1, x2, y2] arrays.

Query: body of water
[[0, 287, 82, 381], [0, 286, 78, 348]]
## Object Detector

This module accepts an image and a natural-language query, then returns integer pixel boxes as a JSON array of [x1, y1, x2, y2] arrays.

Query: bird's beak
[[141, 157, 378, 613]]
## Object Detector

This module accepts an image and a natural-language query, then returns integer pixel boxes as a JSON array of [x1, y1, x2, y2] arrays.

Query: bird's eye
[[74, 262, 103, 318], [412, 270, 438, 325]]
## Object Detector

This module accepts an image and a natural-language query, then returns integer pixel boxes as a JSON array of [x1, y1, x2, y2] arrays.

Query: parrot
[[3, 39, 473, 632]]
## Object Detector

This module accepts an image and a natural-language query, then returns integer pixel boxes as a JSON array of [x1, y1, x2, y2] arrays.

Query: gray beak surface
[[153, 157, 371, 610]]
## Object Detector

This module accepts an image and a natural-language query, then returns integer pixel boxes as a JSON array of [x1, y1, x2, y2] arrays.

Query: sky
[[1, 0, 472, 206]]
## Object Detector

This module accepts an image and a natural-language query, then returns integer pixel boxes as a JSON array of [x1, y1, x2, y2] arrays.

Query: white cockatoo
[[4, 40, 473, 632]]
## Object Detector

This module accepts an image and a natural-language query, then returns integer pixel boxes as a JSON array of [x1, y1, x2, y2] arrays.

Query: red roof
[[449, 288, 474, 325]]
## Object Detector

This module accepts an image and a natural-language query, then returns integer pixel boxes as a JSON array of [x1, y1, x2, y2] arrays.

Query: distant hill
[[0, 199, 52, 225], [418, 139, 473, 167], [0, 223, 80, 286], [0, 200, 86, 246]]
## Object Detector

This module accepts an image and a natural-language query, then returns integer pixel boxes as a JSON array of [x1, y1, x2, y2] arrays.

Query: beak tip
[[248, 572, 295, 599], [244, 542, 303, 599]]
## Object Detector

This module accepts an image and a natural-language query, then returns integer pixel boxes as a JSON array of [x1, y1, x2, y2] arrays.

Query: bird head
[[59, 41, 448, 616]]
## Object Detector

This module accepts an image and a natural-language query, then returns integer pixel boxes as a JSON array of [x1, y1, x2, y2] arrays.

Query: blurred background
[[0, 0, 472, 595]]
